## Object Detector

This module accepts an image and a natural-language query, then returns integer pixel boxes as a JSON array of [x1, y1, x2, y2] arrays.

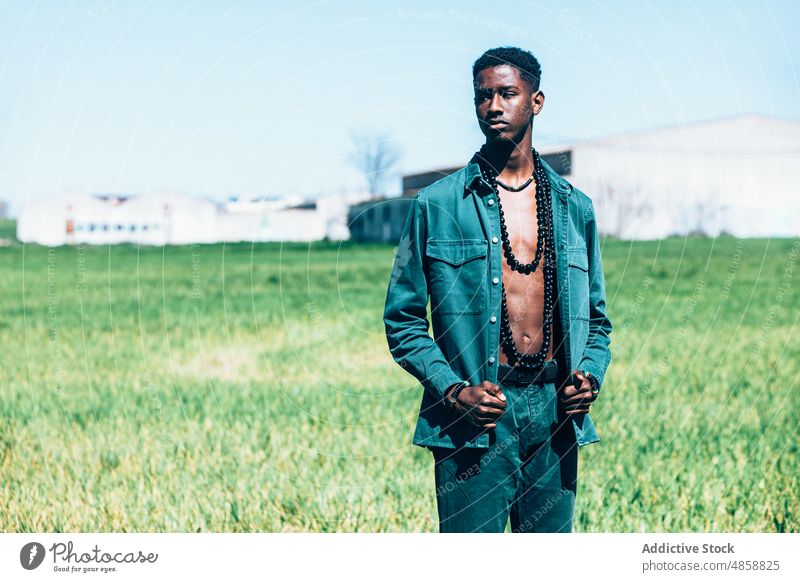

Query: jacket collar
[[463, 150, 571, 197]]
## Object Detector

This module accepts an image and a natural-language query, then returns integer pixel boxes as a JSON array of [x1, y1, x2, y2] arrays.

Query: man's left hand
[[558, 370, 596, 415]]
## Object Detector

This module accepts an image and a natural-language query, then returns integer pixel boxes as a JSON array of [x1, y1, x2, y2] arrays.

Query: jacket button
[[492, 277, 499, 284], [492, 236, 498, 244], [488, 356, 495, 364], [490, 315, 497, 323], [487, 199, 494, 206]]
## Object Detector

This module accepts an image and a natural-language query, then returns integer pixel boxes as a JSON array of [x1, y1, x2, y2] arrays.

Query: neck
[[482, 129, 535, 182]]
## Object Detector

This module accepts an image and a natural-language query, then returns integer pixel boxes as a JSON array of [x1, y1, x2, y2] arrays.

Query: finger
[[474, 405, 504, 419], [560, 382, 591, 396], [564, 407, 591, 415], [561, 383, 592, 397], [479, 395, 507, 410], [561, 392, 592, 405], [562, 393, 592, 405], [470, 412, 500, 425], [559, 387, 590, 402], [566, 371, 592, 391], [558, 387, 577, 400], [483, 383, 506, 402]]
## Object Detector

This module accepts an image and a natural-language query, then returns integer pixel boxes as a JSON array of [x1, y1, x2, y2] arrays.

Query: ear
[[531, 90, 545, 117]]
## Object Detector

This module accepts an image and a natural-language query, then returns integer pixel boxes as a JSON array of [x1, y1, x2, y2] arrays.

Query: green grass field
[[1, 236, 798, 532]]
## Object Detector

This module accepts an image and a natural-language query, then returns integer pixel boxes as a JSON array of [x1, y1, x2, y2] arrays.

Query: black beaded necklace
[[477, 146, 557, 370], [496, 173, 534, 192]]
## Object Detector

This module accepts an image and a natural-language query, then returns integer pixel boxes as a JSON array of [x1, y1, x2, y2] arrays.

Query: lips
[[487, 120, 508, 128]]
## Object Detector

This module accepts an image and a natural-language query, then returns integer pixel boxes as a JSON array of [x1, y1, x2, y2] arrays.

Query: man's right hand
[[445, 381, 506, 429]]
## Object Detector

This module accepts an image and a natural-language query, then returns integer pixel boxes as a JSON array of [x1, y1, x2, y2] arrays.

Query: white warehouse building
[[540, 113, 800, 239], [17, 191, 370, 246]]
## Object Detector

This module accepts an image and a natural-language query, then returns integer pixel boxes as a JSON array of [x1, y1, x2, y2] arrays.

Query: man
[[383, 46, 612, 533]]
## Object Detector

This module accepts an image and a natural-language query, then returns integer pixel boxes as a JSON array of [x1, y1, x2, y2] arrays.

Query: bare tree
[[687, 198, 721, 237], [348, 130, 402, 196], [595, 184, 655, 238]]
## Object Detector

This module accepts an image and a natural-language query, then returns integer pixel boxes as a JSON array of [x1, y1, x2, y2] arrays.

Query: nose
[[489, 93, 500, 111], [488, 92, 503, 114]]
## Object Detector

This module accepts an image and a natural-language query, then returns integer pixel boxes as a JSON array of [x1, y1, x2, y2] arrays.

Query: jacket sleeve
[[577, 199, 613, 387], [383, 194, 463, 400]]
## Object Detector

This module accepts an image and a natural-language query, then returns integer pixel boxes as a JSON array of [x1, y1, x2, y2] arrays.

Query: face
[[473, 64, 544, 145]]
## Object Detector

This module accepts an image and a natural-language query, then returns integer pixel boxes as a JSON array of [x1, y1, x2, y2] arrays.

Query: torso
[[496, 177, 554, 365]]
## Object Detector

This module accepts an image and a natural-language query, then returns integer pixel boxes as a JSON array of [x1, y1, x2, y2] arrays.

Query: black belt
[[497, 359, 559, 386]]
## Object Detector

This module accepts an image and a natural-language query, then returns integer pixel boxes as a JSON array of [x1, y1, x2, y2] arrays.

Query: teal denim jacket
[[383, 153, 612, 449]]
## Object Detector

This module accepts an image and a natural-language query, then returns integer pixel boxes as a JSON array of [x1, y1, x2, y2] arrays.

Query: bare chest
[[497, 184, 543, 263]]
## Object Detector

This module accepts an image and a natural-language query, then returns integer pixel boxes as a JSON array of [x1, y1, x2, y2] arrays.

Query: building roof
[[541, 113, 800, 155]]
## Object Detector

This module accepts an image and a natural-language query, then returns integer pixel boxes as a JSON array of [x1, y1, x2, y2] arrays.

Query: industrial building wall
[[17, 193, 113, 246], [18, 191, 355, 245], [18, 192, 219, 246], [348, 197, 413, 243], [556, 115, 800, 239]]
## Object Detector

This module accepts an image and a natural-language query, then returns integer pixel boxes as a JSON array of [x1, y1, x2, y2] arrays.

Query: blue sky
[[0, 0, 798, 213]]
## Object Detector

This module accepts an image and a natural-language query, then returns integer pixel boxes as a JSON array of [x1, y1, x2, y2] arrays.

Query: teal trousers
[[428, 364, 579, 533]]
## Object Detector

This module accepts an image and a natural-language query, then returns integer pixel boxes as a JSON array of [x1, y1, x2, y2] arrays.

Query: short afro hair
[[472, 46, 542, 92]]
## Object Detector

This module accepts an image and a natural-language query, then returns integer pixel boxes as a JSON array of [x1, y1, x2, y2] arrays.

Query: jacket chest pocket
[[567, 246, 590, 319], [425, 239, 488, 315]]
